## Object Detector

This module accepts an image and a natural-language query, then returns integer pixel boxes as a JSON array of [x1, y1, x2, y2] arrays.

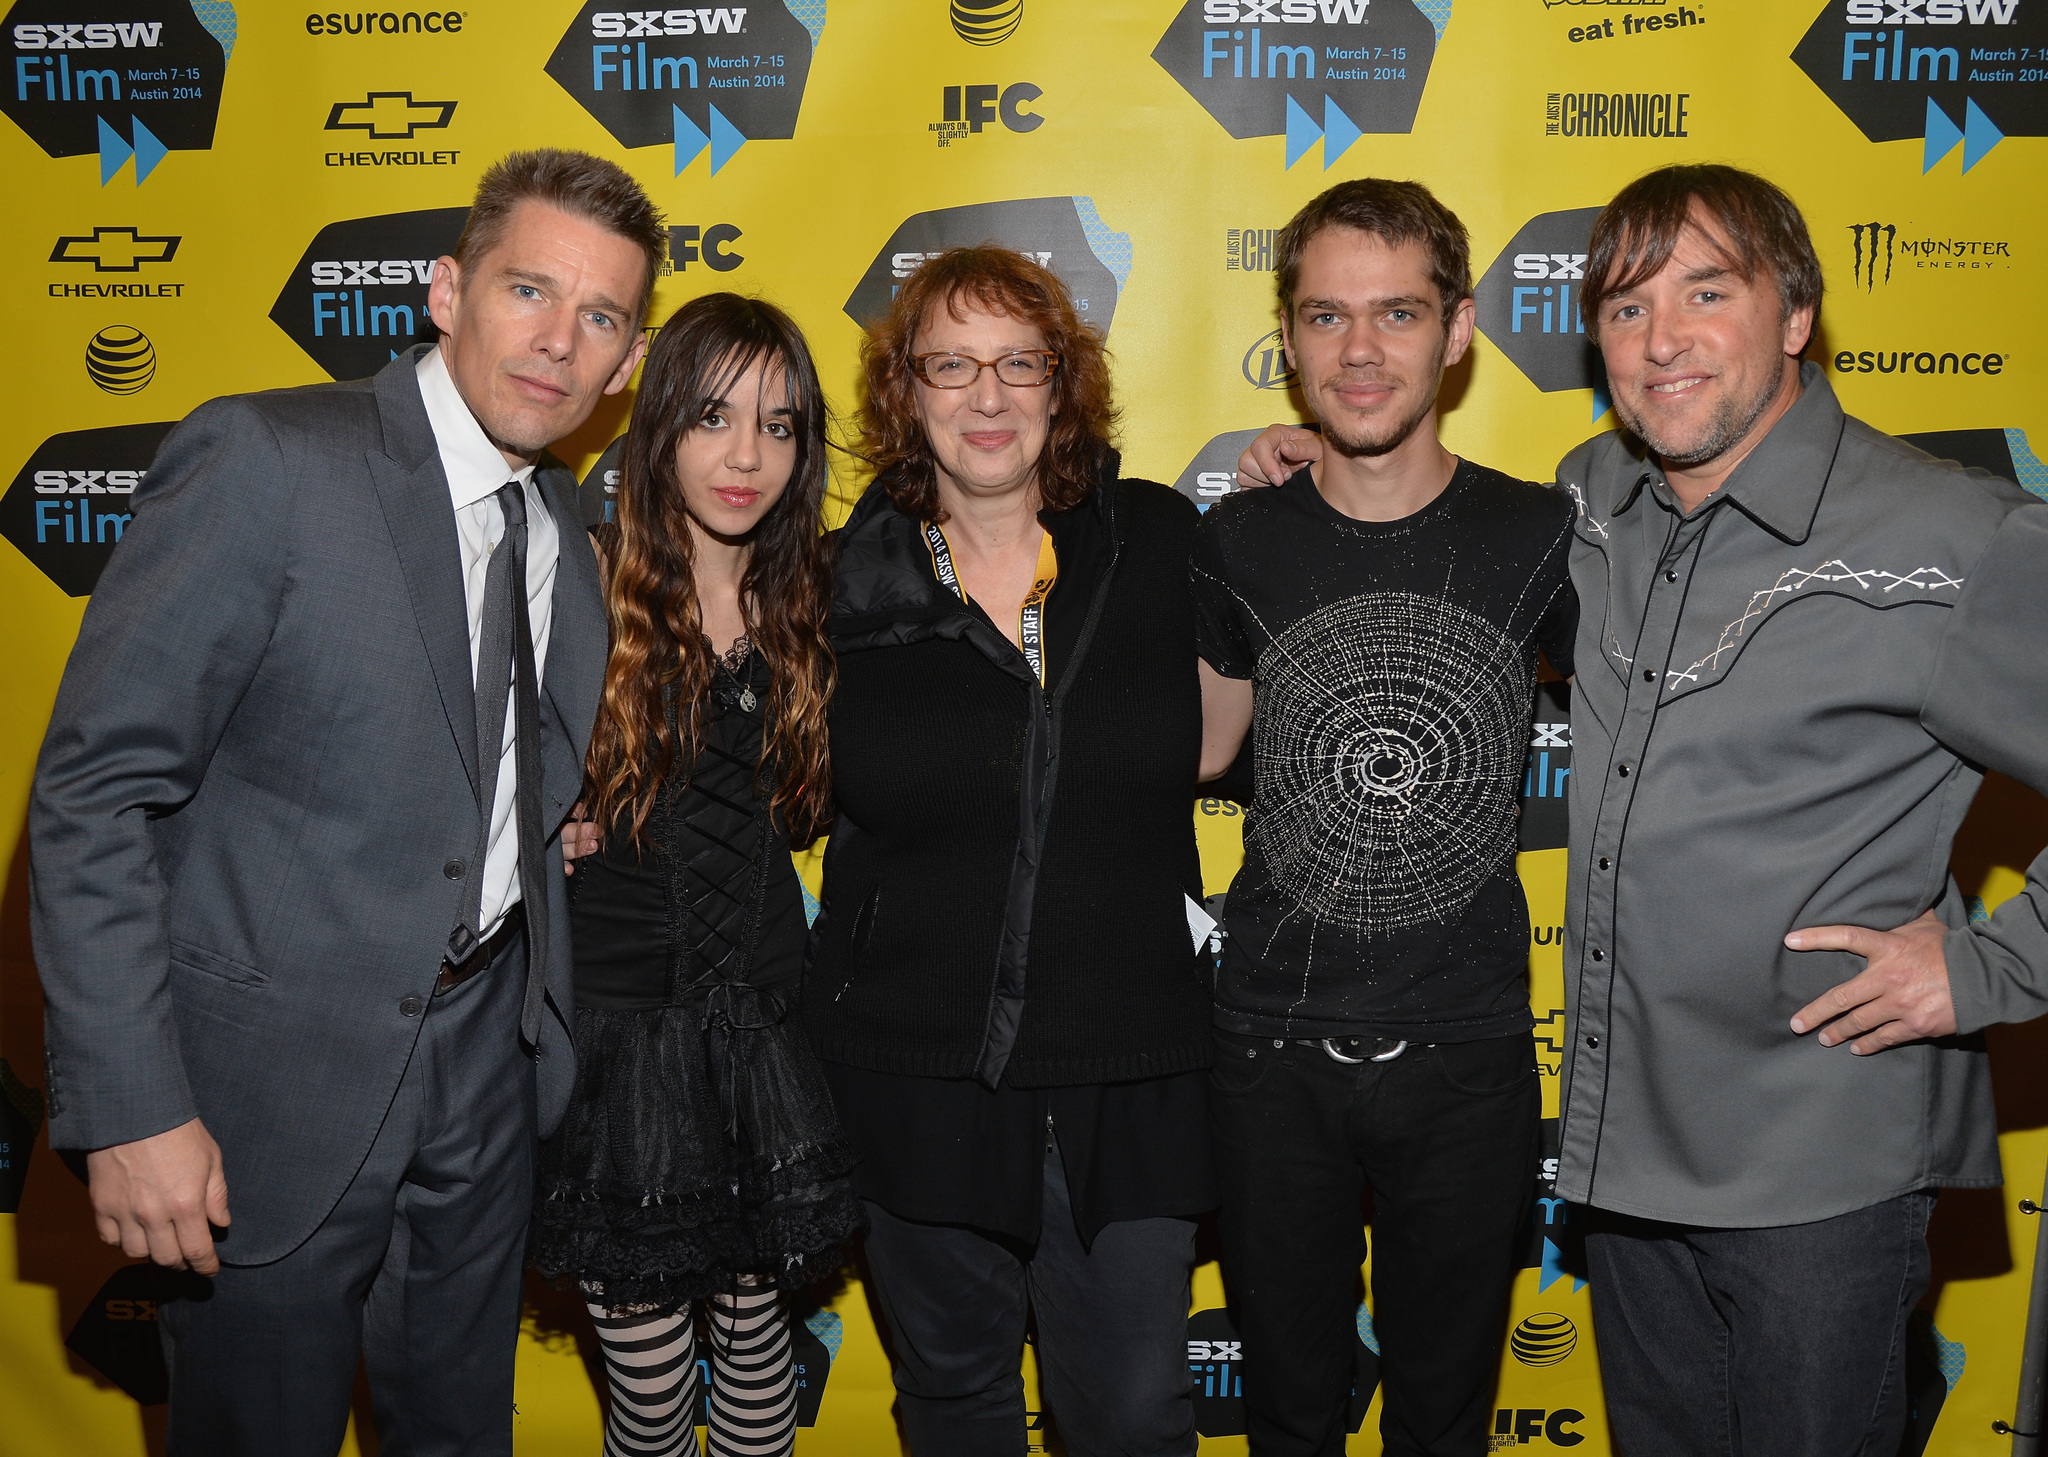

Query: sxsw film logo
[[1186, 1306, 1377, 1438], [268, 208, 468, 380], [1848, 218, 2014, 285], [1520, 680, 1571, 852], [1170, 427, 1268, 510], [1474, 207, 1610, 418], [931, 80, 1040, 145], [951, 0, 1022, 43], [1152, 0, 1445, 169], [545, 3, 822, 178], [0, 420, 173, 596], [1791, 0, 2045, 174], [2, 2, 235, 184], [843, 196, 1131, 332]]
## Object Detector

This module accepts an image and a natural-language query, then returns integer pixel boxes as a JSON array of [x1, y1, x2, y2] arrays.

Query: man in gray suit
[[31, 150, 662, 1454]]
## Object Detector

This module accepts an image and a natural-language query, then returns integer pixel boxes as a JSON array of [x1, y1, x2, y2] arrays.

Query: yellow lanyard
[[924, 522, 1060, 686]]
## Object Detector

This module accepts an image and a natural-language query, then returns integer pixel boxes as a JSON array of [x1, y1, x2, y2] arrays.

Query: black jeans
[[1585, 1192, 1935, 1457], [158, 932, 536, 1457], [860, 1130, 1199, 1457], [1210, 1029, 1540, 1457]]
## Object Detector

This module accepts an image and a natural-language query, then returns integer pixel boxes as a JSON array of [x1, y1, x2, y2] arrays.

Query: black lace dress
[[531, 645, 863, 1313]]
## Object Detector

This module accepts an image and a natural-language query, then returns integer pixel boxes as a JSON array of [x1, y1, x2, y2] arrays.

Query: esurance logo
[[1152, 0, 1441, 169], [1474, 207, 1608, 415], [545, 3, 820, 176], [268, 208, 467, 380], [0, 421, 173, 596], [843, 196, 1131, 333], [1791, 0, 2043, 174], [2, 2, 234, 184]]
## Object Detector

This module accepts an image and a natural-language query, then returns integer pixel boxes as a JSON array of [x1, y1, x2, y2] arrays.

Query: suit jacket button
[[443, 859, 465, 880], [399, 996, 424, 1018]]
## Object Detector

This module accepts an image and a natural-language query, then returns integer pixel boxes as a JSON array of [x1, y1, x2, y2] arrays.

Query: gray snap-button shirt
[[1555, 362, 2048, 1227]]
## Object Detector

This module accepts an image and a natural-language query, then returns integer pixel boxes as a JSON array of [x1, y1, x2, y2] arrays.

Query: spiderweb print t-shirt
[[1192, 461, 1576, 1040]]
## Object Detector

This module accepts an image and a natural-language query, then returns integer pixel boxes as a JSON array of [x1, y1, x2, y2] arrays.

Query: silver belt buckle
[[1321, 1037, 1408, 1064]]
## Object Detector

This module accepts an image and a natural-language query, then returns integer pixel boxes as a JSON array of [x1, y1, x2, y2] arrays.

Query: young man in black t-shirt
[[1193, 180, 1576, 1457]]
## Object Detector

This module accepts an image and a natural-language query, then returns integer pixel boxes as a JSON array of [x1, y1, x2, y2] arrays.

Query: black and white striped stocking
[[586, 1304, 702, 1457], [704, 1283, 798, 1456]]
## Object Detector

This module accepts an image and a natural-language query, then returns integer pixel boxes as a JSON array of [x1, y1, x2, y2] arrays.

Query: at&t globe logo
[[1510, 1312, 1578, 1367], [85, 323, 154, 392], [951, 0, 1021, 43]]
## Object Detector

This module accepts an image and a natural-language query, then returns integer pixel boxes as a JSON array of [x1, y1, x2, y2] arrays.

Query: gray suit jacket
[[30, 344, 603, 1264]]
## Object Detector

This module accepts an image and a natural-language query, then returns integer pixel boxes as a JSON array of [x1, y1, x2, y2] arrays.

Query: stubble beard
[[1616, 366, 1783, 471], [1310, 333, 1447, 460]]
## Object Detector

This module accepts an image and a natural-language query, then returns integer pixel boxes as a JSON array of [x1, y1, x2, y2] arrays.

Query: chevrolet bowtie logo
[[325, 92, 458, 140], [49, 227, 182, 272]]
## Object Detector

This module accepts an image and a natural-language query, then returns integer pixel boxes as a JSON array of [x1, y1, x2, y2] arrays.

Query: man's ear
[[603, 332, 649, 396], [1279, 312, 1296, 371], [426, 254, 462, 337], [1782, 302, 1817, 360], [1443, 296, 1478, 370]]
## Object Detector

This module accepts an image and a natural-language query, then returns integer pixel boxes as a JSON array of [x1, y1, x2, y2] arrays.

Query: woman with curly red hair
[[800, 249, 1217, 1456], [532, 293, 861, 1457]]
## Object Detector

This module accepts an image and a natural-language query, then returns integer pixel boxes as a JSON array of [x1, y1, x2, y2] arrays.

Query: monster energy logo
[[1849, 221, 1896, 289]]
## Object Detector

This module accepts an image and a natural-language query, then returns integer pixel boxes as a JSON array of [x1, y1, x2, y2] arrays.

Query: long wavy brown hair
[[584, 294, 836, 849], [859, 246, 1119, 521]]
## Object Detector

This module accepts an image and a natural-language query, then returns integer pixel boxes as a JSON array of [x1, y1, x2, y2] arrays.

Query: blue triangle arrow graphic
[[1591, 378, 1613, 423], [673, 104, 709, 175], [707, 103, 745, 174], [1284, 93, 1321, 169], [132, 115, 168, 183], [1923, 96, 1963, 173], [1961, 97, 2003, 173], [98, 115, 133, 186], [1322, 94, 1363, 171], [1539, 1237, 1587, 1294]]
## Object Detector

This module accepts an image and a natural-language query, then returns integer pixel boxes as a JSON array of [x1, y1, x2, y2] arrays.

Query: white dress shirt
[[416, 345, 560, 938]]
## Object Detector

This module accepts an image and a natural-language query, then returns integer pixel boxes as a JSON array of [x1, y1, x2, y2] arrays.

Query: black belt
[[1295, 1036, 1410, 1064], [436, 903, 524, 995]]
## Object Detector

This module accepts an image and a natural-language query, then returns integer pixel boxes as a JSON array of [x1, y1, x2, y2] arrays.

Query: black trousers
[[1210, 1029, 1539, 1457], [159, 931, 538, 1457], [860, 1130, 1200, 1457], [1585, 1192, 1935, 1457]]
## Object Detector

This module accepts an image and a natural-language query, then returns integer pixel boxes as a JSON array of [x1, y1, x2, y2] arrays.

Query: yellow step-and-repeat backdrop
[[1, 1, 2044, 1453]]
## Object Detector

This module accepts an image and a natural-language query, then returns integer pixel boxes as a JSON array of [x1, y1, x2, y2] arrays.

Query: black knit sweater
[[801, 459, 1213, 1088]]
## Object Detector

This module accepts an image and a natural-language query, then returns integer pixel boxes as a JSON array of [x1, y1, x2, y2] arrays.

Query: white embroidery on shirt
[[1662, 560, 1965, 687], [1563, 481, 1610, 539]]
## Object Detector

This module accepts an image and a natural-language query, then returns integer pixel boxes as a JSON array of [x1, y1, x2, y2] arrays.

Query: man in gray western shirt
[[1556, 165, 2048, 1454], [1233, 163, 2043, 1454]]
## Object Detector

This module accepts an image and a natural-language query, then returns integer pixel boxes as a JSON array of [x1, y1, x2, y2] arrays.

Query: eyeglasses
[[909, 350, 1061, 389]]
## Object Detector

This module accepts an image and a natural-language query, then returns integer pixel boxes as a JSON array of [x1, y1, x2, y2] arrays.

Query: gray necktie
[[448, 481, 550, 1043]]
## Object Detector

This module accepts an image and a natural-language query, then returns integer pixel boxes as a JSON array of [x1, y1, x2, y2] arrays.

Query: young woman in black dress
[[533, 293, 861, 1457]]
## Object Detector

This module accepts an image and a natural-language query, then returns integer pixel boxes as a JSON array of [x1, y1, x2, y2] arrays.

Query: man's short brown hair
[[1274, 178, 1472, 327], [453, 149, 667, 323], [859, 247, 1118, 522], [1581, 164, 1823, 341]]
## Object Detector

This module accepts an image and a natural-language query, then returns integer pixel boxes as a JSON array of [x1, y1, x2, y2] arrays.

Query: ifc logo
[[1510, 1312, 1578, 1367], [952, 0, 1023, 43], [85, 325, 156, 394]]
